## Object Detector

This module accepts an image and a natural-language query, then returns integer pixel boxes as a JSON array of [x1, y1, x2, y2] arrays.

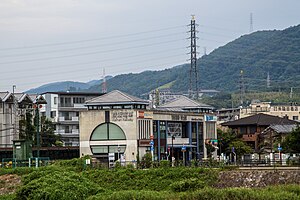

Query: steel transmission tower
[[188, 15, 199, 99], [250, 13, 253, 33]]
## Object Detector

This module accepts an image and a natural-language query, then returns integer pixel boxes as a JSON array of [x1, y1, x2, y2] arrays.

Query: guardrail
[[1, 157, 50, 168]]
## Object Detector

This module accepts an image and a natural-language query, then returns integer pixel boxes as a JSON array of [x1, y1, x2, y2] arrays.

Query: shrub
[[16, 170, 104, 200], [52, 155, 92, 171], [87, 190, 173, 200], [159, 160, 170, 168], [139, 153, 152, 169], [170, 178, 206, 192]]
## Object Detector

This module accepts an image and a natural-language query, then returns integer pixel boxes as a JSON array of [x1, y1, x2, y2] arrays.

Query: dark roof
[[222, 113, 297, 127]]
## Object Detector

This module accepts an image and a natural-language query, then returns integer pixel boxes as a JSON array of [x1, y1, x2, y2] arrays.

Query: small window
[[50, 111, 56, 118], [293, 116, 298, 121], [54, 97, 57, 105]]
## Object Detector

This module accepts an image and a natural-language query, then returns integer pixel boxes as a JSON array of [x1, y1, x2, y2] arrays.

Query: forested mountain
[[27, 25, 300, 97], [87, 24, 300, 97], [26, 76, 113, 94]]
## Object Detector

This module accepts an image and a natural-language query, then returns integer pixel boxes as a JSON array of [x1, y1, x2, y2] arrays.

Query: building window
[[90, 145, 126, 154], [293, 116, 298, 121], [73, 97, 85, 104], [167, 122, 182, 137], [124, 105, 133, 109], [206, 122, 215, 139], [50, 111, 56, 118], [138, 119, 151, 139], [90, 123, 126, 140], [240, 127, 247, 134], [54, 97, 57, 105], [249, 126, 256, 134]]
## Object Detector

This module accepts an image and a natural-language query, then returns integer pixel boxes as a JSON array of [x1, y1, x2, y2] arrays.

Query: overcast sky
[[0, 0, 299, 92]]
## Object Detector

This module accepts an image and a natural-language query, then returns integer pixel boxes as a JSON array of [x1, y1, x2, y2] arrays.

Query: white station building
[[79, 90, 217, 164]]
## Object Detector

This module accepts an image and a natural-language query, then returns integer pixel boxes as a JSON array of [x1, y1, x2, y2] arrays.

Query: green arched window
[[91, 123, 126, 140]]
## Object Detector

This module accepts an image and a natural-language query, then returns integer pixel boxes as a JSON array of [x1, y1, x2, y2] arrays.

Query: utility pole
[[12, 85, 18, 141], [188, 15, 199, 99], [35, 103, 40, 158]]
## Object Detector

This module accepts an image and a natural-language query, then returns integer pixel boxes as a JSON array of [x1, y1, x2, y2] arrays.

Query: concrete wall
[[80, 110, 138, 162]]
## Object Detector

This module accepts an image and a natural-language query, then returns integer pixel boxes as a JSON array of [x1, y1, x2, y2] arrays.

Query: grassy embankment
[[0, 158, 299, 200]]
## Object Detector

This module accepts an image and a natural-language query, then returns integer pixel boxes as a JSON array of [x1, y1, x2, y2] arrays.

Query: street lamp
[[171, 135, 175, 165]]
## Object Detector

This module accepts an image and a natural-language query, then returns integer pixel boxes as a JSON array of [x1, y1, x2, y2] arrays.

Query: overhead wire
[[0, 25, 187, 51]]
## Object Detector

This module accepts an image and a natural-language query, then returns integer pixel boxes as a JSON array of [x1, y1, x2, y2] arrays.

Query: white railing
[[72, 129, 79, 134], [59, 117, 65, 121], [56, 129, 65, 134], [72, 117, 79, 121]]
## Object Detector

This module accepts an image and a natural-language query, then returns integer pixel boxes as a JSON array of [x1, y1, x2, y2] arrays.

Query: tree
[[40, 116, 62, 147], [19, 111, 35, 141], [217, 128, 252, 160], [217, 128, 238, 155], [282, 126, 300, 153], [205, 144, 216, 158], [228, 140, 252, 159]]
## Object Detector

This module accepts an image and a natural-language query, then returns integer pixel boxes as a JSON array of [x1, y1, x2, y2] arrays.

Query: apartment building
[[217, 102, 300, 124], [240, 102, 300, 121], [40, 92, 103, 146]]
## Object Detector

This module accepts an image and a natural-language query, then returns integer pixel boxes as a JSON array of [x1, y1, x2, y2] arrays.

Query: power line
[[0, 25, 186, 51], [0, 32, 186, 58], [0, 53, 186, 81], [0, 39, 186, 65], [0, 47, 185, 75]]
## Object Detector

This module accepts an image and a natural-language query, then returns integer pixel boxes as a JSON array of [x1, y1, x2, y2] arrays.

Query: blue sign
[[150, 141, 154, 146], [150, 146, 154, 151], [181, 145, 186, 152], [278, 146, 282, 151]]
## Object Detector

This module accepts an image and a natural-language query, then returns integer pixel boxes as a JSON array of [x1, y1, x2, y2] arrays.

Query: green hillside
[[87, 25, 300, 96]]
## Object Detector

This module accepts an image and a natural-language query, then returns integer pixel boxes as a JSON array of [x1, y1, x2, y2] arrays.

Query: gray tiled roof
[[14, 93, 29, 103], [268, 124, 297, 133], [158, 96, 213, 109], [0, 92, 11, 102], [86, 90, 149, 105]]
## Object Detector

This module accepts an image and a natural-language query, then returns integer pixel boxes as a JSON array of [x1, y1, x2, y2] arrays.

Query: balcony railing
[[72, 129, 79, 134]]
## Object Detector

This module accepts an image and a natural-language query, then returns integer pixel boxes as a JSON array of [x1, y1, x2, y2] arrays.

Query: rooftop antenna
[[102, 68, 107, 93]]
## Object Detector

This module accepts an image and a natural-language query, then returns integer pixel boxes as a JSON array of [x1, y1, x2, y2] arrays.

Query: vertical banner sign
[[150, 135, 154, 161]]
